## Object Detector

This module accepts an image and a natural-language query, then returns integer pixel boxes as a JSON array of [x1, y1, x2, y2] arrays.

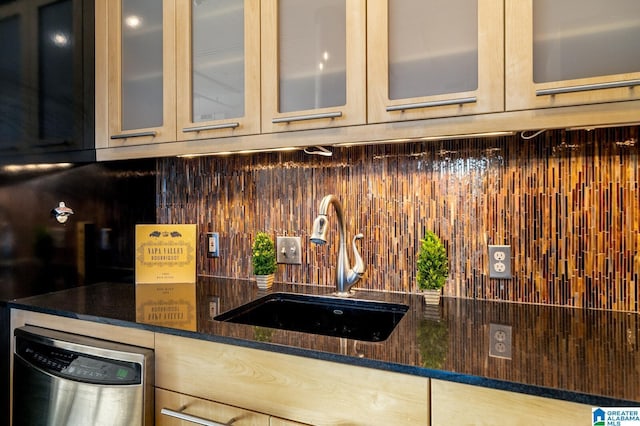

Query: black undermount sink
[[215, 292, 409, 342]]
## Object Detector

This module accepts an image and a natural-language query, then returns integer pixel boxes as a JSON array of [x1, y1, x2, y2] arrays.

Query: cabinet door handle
[[536, 79, 640, 96], [110, 131, 157, 140], [386, 96, 477, 112], [160, 408, 227, 426], [182, 122, 240, 133], [272, 111, 342, 123]]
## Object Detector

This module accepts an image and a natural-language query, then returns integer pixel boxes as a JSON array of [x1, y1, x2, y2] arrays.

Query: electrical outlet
[[276, 236, 302, 264], [488, 245, 512, 279], [208, 297, 220, 319], [489, 323, 512, 359]]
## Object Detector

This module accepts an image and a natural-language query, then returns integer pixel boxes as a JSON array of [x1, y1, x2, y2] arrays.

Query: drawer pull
[[272, 111, 342, 123], [161, 407, 228, 426], [536, 79, 640, 96], [386, 96, 477, 112], [182, 122, 240, 133], [110, 131, 157, 140]]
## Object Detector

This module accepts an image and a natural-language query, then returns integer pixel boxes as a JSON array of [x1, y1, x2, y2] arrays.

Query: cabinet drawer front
[[155, 333, 429, 425], [156, 388, 269, 426], [431, 380, 591, 426]]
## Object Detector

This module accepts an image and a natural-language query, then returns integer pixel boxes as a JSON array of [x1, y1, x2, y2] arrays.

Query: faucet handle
[[351, 233, 365, 277]]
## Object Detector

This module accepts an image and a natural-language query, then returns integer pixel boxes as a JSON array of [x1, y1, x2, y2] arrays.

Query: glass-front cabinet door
[[1, 0, 90, 157], [176, 0, 260, 140], [506, 0, 640, 111], [103, 0, 176, 145], [367, 0, 504, 124], [0, 2, 26, 152], [261, 0, 366, 133]]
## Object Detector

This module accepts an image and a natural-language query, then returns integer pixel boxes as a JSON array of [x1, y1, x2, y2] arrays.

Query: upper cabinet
[[506, 0, 640, 111], [260, 0, 366, 133], [99, 0, 176, 145], [93, 0, 640, 160], [97, 0, 260, 149], [0, 0, 94, 165], [367, 0, 504, 124], [175, 0, 260, 140]]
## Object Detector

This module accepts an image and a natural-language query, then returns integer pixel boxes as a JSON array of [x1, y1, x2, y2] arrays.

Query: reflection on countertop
[[8, 277, 640, 406]]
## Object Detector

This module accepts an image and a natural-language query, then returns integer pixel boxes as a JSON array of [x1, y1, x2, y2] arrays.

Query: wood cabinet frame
[[260, 0, 367, 133], [506, 0, 640, 111], [176, 0, 261, 141], [367, 0, 504, 124], [97, 0, 176, 147]]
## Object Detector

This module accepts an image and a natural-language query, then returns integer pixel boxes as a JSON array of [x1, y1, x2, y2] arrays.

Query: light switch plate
[[206, 232, 219, 258], [488, 245, 512, 279], [277, 236, 302, 264]]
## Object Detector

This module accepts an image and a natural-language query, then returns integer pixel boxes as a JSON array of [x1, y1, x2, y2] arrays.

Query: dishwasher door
[[12, 325, 154, 426]]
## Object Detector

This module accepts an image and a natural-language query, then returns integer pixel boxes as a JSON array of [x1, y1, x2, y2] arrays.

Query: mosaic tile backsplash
[[157, 126, 639, 312]]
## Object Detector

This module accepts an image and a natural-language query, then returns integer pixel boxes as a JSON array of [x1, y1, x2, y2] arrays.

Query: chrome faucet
[[310, 194, 365, 295]]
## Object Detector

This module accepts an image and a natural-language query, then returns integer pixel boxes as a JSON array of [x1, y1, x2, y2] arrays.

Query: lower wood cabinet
[[10, 309, 155, 348], [156, 388, 269, 426], [268, 418, 309, 426], [155, 333, 430, 425], [430, 379, 592, 426], [9, 309, 597, 426]]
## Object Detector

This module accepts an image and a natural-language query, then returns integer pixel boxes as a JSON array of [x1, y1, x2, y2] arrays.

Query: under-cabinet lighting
[[177, 147, 299, 158], [565, 122, 640, 131], [177, 131, 517, 158], [334, 131, 516, 147], [2, 163, 73, 173]]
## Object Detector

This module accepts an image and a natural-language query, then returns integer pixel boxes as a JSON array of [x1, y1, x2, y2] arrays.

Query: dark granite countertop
[[7, 277, 640, 406]]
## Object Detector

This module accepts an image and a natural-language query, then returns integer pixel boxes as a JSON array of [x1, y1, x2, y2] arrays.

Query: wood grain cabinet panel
[[431, 379, 591, 426], [155, 333, 430, 425], [10, 309, 154, 348], [156, 388, 269, 426]]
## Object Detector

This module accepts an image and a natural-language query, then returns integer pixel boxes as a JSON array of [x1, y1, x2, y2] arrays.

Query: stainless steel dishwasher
[[12, 325, 154, 426]]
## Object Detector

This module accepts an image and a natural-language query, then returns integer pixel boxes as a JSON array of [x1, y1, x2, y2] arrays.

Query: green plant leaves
[[252, 232, 277, 275], [416, 231, 449, 290]]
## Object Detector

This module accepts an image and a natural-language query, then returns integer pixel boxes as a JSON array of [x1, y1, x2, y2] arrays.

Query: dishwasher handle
[[160, 407, 231, 426]]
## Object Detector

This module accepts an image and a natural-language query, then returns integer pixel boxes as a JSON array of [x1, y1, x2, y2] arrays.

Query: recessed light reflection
[[51, 32, 69, 47], [125, 15, 142, 28], [318, 51, 330, 71]]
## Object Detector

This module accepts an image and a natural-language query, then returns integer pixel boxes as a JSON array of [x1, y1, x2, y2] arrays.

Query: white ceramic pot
[[255, 274, 274, 290], [422, 289, 442, 306]]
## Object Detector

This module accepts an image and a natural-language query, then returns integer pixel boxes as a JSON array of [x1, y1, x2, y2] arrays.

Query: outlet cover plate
[[488, 245, 512, 279], [277, 236, 302, 264], [489, 323, 512, 359]]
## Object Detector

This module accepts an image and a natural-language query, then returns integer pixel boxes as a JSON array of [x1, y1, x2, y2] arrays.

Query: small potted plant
[[252, 232, 277, 290], [416, 230, 449, 305]]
